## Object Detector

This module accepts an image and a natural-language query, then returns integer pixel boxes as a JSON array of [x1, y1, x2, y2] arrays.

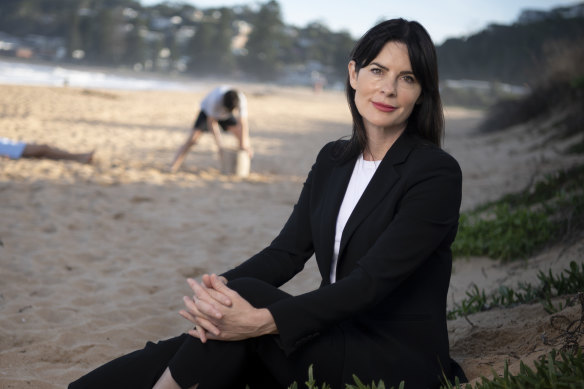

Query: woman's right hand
[[202, 273, 228, 290], [182, 274, 277, 342], [179, 274, 231, 342]]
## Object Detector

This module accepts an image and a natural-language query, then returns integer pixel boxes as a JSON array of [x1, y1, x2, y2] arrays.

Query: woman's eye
[[401, 75, 415, 83], [371, 68, 383, 75]]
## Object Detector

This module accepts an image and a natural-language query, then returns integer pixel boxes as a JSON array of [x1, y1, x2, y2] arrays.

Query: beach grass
[[447, 261, 584, 319], [452, 163, 584, 261]]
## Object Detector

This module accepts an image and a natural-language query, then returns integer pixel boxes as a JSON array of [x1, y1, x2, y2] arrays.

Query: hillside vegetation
[[0, 1, 582, 86], [437, 3, 584, 85]]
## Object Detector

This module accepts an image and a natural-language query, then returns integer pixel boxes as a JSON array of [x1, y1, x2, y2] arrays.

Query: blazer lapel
[[338, 133, 416, 256], [319, 157, 356, 278]]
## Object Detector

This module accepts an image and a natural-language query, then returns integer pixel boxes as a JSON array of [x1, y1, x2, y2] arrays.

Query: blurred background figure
[[169, 85, 252, 173], [0, 137, 94, 164], [311, 70, 327, 93]]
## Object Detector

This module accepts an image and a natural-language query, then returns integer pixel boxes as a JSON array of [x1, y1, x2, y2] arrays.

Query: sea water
[[0, 59, 206, 91]]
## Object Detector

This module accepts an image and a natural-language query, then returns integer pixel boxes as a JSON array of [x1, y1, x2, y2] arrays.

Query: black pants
[[69, 278, 344, 389]]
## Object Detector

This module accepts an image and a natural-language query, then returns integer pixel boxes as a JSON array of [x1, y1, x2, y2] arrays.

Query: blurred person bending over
[[170, 86, 252, 173]]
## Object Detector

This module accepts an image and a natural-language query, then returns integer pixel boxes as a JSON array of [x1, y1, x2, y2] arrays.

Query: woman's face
[[349, 41, 422, 136]]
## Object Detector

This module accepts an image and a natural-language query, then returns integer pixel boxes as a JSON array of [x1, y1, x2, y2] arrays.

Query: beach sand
[[0, 84, 583, 387]]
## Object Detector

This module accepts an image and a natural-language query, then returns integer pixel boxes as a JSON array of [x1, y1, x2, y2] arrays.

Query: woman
[[70, 18, 465, 389]]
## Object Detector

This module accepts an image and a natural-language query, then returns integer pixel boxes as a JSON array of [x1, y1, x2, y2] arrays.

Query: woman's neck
[[363, 125, 405, 161]]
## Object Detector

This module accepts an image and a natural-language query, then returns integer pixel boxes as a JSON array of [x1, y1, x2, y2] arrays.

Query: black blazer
[[223, 131, 463, 388]]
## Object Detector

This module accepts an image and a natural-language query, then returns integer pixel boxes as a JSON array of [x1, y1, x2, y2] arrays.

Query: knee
[[226, 277, 258, 296], [227, 278, 291, 308]]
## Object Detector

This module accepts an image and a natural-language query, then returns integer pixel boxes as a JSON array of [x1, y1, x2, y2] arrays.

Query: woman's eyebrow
[[370, 62, 414, 75], [370, 62, 388, 71]]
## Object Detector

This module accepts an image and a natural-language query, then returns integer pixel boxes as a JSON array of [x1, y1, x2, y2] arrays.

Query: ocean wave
[[0, 60, 205, 91]]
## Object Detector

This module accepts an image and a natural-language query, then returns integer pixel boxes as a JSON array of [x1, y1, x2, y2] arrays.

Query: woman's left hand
[[179, 274, 277, 343], [179, 274, 230, 342]]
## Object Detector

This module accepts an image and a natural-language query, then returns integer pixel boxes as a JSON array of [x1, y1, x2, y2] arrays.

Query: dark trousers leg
[[69, 278, 344, 389], [167, 278, 292, 388], [68, 334, 189, 389], [67, 279, 292, 389]]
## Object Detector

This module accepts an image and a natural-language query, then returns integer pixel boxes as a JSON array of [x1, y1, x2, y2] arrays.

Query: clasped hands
[[179, 274, 277, 343]]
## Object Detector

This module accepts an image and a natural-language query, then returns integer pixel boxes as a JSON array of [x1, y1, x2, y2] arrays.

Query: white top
[[330, 154, 380, 283], [200, 85, 248, 120]]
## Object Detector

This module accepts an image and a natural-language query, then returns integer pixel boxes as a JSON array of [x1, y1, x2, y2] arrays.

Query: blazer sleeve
[[267, 146, 462, 354], [220, 144, 333, 286]]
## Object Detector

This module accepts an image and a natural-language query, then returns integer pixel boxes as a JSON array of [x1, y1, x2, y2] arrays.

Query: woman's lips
[[372, 102, 396, 112]]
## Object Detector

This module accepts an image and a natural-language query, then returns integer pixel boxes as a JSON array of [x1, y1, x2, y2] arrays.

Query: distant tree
[[281, 22, 354, 84], [187, 19, 215, 74], [240, 0, 285, 80], [93, 8, 118, 64], [437, 16, 584, 85], [212, 7, 236, 75], [186, 7, 236, 75], [66, 5, 83, 60], [0, 0, 22, 33], [123, 17, 146, 67], [301, 22, 330, 64], [330, 31, 355, 80], [0, 0, 78, 36], [77, 4, 96, 61]]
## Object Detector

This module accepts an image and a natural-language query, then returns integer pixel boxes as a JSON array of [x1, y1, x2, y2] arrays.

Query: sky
[[140, 0, 578, 44]]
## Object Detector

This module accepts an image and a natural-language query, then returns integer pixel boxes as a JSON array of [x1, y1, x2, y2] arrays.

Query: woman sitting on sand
[[70, 18, 466, 389]]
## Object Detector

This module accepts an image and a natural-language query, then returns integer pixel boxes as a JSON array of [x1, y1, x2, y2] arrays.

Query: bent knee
[[227, 278, 291, 308]]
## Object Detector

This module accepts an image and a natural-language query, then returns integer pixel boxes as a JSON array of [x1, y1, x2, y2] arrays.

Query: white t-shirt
[[200, 85, 248, 120], [330, 154, 380, 283]]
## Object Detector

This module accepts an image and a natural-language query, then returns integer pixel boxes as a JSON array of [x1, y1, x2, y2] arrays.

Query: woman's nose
[[380, 77, 397, 96]]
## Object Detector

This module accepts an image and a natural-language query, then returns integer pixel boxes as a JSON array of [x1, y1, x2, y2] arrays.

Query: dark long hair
[[344, 18, 444, 155]]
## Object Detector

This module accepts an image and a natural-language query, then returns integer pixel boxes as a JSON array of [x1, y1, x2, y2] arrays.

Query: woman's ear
[[348, 60, 358, 89]]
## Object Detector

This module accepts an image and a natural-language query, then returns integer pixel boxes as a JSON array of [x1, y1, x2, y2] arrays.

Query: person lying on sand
[[0, 137, 94, 164]]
